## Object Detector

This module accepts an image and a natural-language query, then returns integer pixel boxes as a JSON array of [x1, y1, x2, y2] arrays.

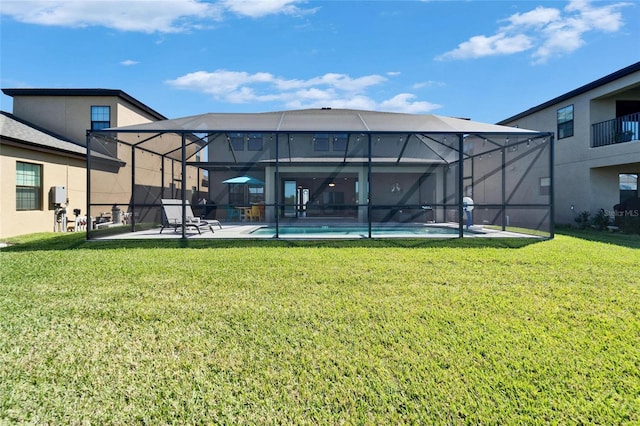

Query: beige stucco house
[[498, 61, 640, 225], [1, 112, 88, 238], [1, 89, 203, 239]]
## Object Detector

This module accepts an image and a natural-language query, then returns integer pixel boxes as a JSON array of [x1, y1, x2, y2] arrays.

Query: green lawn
[[1, 232, 639, 424]]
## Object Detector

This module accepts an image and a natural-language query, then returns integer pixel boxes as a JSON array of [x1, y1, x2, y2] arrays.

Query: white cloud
[[120, 59, 140, 66], [0, 0, 221, 33], [506, 6, 561, 28], [437, 33, 533, 60], [218, 0, 314, 18], [166, 69, 441, 113], [412, 80, 445, 89], [380, 94, 441, 114], [436, 0, 631, 63], [0, 0, 314, 33]]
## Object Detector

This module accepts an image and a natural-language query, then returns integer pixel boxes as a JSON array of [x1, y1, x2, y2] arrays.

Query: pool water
[[250, 225, 462, 237]]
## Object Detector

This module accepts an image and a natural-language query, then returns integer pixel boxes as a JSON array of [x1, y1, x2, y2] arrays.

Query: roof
[[498, 61, 640, 124], [0, 111, 87, 157], [101, 108, 545, 135], [2, 88, 167, 121], [1, 111, 123, 164]]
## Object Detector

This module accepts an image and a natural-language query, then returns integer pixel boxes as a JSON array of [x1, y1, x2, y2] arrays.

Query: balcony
[[592, 112, 639, 147]]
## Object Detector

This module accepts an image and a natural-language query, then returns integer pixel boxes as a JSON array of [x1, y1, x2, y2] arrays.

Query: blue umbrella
[[222, 176, 264, 185]]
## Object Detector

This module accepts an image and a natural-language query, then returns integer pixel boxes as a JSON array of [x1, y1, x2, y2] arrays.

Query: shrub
[[617, 215, 640, 234], [574, 210, 591, 229], [614, 197, 640, 234], [591, 209, 611, 231]]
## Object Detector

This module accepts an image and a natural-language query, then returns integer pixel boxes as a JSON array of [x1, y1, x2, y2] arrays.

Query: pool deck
[[94, 222, 543, 241]]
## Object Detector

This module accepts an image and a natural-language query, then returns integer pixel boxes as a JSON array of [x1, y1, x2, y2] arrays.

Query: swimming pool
[[250, 225, 465, 237]]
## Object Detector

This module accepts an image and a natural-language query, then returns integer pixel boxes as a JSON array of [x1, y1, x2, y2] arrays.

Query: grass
[[1, 231, 639, 424]]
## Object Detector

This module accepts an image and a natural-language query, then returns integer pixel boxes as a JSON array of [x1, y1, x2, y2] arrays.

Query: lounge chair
[[160, 199, 222, 234]]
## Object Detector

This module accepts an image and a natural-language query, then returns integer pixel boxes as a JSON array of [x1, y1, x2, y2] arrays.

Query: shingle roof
[[0, 111, 87, 156]]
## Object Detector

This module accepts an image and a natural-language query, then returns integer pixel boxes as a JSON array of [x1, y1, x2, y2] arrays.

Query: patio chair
[[246, 205, 264, 222], [160, 199, 222, 234]]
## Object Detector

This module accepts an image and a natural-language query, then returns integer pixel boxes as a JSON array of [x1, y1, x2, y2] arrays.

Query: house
[[0, 112, 88, 238], [497, 62, 640, 225], [1, 89, 203, 238], [88, 108, 553, 239]]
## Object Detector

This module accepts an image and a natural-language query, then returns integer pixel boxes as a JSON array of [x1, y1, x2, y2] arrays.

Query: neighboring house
[[0, 112, 88, 238], [3, 88, 169, 145], [1, 89, 203, 238], [498, 61, 640, 225]]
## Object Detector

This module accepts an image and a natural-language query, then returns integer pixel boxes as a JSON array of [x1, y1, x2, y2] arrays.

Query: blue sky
[[1, 0, 638, 124]]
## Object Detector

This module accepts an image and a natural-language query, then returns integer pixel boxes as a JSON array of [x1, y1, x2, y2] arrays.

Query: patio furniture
[[225, 205, 241, 221], [160, 199, 222, 234], [246, 205, 264, 222], [236, 207, 250, 221]]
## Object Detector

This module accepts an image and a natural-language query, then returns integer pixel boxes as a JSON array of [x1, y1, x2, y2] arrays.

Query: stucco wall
[[501, 69, 640, 224], [12, 95, 158, 145], [0, 143, 86, 238]]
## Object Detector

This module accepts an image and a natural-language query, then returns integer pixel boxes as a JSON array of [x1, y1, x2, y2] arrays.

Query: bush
[[574, 210, 591, 229], [617, 215, 640, 234], [591, 209, 611, 231], [613, 197, 640, 234]]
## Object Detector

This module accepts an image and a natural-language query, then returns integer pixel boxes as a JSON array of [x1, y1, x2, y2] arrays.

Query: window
[[247, 133, 263, 151], [91, 106, 111, 130], [228, 184, 245, 205], [557, 105, 574, 139], [333, 134, 348, 151], [248, 185, 264, 203], [539, 177, 550, 196], [620, 173, 638, 203], [229, 133, 244, 151], [16, 162, 42, 210], [315, 133, 348, 151], [314, 133, 330, 151]]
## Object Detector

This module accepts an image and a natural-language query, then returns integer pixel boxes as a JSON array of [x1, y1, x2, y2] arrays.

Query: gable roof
[[0, 111, 87, 157], [2, 88, 167, 121], [498, 61, 640, 124]]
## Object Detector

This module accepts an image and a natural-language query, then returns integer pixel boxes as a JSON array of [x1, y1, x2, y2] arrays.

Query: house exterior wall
[[11, 95, 159, 145], [0, 142, 86, 238], [500, 67, 640, 224], [3, 90, 199, 237], [204, 132, 449, 223]]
